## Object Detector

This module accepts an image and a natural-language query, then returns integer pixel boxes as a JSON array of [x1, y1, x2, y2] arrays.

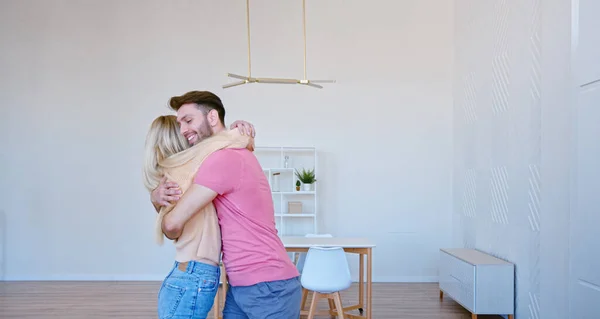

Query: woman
[[142, 115, 253, 319]]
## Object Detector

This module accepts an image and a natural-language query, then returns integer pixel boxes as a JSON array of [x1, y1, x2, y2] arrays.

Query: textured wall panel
[[453, 0, 542, 317], [462, 168, 477, 218]]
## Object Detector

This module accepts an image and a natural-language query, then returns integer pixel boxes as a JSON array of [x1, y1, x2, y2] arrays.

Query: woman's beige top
[[156, 129, 253, 265]]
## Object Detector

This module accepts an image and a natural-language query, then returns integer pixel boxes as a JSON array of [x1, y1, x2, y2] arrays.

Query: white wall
[[0, 0, 454, 281], [453, 0, 573, 318]]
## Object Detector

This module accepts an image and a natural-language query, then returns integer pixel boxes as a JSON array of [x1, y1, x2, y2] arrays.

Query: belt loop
[[187, 260, 195, 273]]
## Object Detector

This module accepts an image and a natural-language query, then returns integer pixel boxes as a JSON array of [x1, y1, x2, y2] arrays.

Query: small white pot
[[302, 183, 312, 191]]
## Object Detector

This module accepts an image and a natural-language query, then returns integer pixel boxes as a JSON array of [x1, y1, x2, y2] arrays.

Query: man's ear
[[207, 109, 219, 127]]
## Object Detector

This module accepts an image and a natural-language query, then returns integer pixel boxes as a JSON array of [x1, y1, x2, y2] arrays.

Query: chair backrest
[[296, 233, 333, 273], [300, 246, 351, 289]]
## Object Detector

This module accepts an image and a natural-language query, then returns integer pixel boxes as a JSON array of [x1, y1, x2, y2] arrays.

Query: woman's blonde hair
[[142, 115, 190, 192]]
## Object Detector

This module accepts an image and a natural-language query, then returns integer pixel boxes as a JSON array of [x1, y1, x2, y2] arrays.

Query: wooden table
[[281, 236, 375, 319]]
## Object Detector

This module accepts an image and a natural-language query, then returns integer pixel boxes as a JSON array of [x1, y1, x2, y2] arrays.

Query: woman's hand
[[230, 120, 256, 137]]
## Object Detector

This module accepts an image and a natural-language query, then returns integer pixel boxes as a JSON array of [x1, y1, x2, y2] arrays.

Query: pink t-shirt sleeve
[[193, 149, 242, 195]]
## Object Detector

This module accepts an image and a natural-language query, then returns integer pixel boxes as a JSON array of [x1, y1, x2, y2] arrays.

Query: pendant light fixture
[[222, 0, 335, 89]]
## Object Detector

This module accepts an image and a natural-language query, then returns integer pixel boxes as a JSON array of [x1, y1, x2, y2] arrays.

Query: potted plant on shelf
[[295, 168, 316, 192], [295, 180, 301, 191]]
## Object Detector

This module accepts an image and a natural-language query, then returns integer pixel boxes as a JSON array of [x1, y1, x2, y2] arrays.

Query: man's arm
[[161, 149, 243, 239], [162, 184, 217, 239]]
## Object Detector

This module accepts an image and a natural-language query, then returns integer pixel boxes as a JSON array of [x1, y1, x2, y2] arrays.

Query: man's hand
[[230, 120, 256, 137], [151, 177, 182, 210]]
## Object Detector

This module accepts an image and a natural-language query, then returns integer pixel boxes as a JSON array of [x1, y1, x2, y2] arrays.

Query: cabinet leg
[[508, 315, 514, 319], [471, 314, 477, 319], [439, 290, 443, 300]]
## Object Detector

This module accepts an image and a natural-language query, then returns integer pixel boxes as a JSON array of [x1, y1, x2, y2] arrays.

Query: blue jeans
[[157, 260, 220, 319], [223, 276, 302, 319]]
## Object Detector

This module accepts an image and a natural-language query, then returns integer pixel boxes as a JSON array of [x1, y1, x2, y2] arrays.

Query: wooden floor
[[0, 281, 504, 318]]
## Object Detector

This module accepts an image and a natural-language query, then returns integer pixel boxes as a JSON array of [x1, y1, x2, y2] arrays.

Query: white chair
[[295, 234, 336, 312], [300, 246, 352, 319], [295, 233, 333, 273]]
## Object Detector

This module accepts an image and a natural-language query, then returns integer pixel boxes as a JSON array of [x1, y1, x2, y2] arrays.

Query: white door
[[0, 210, 4, 280], [571, 0, 600, 318]]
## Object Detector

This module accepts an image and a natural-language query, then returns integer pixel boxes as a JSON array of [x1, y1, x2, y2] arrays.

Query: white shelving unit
[[254, 146, 318, 237]]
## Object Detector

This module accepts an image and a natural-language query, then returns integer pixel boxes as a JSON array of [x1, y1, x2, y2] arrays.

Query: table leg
[[367, 248, 372, 319], [219, 264, 228, 319], [359, 253, 364, 314], [213, 289, 220, 319]]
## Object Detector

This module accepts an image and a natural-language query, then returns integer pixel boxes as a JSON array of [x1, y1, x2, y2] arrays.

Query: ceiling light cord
[[302, 0, 307, 80], [247, 0, 252, 78]]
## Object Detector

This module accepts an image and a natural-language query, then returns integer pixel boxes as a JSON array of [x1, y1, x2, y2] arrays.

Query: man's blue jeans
[[222, 276, 302, 319], [157, 260, 220, 319]]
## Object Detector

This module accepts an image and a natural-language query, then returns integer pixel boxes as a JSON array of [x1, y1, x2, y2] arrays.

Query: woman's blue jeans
[[157, 260, 220, 319]]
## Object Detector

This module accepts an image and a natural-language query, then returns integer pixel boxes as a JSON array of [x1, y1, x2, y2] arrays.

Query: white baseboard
[[366, 276, 438, 283], [3, 274, 165, 281], [4, 274, 439, 282]]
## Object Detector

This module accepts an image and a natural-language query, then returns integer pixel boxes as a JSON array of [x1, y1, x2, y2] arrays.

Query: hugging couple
[[142, 90, 301, 319]]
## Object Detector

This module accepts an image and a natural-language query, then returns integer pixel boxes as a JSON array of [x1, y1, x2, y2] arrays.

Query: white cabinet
[[439, 248, 514, 319]]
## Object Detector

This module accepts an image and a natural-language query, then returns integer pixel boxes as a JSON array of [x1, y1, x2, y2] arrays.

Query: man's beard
[[191, 120, 214, 145]]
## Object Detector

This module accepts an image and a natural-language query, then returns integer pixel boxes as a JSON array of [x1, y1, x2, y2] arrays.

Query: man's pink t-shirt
[[193, 148, 300, 287]]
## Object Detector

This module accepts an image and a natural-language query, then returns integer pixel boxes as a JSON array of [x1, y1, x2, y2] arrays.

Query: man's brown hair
[[169, 91, 226, 124]]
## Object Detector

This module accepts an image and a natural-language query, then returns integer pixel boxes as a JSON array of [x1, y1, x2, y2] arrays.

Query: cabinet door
[[439, 251, 455, 295], [439, 251, 475, 312]]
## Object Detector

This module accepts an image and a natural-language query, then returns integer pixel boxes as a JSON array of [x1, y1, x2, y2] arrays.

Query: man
[[151, 91, 302, 319]]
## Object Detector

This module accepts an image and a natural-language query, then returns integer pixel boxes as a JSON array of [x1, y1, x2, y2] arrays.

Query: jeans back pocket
[[157, 282, 186, 319]]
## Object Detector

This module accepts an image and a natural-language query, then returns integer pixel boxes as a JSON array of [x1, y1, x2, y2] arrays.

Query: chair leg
[[332, 292, 345, 319], [301, 288, 309, 310], [328, 298, 335, 311], [328, 297, 336, 318], [307, 292, 320, 319]]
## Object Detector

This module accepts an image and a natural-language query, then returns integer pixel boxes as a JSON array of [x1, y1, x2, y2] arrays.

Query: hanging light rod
[[222, 0, 335, 89]]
